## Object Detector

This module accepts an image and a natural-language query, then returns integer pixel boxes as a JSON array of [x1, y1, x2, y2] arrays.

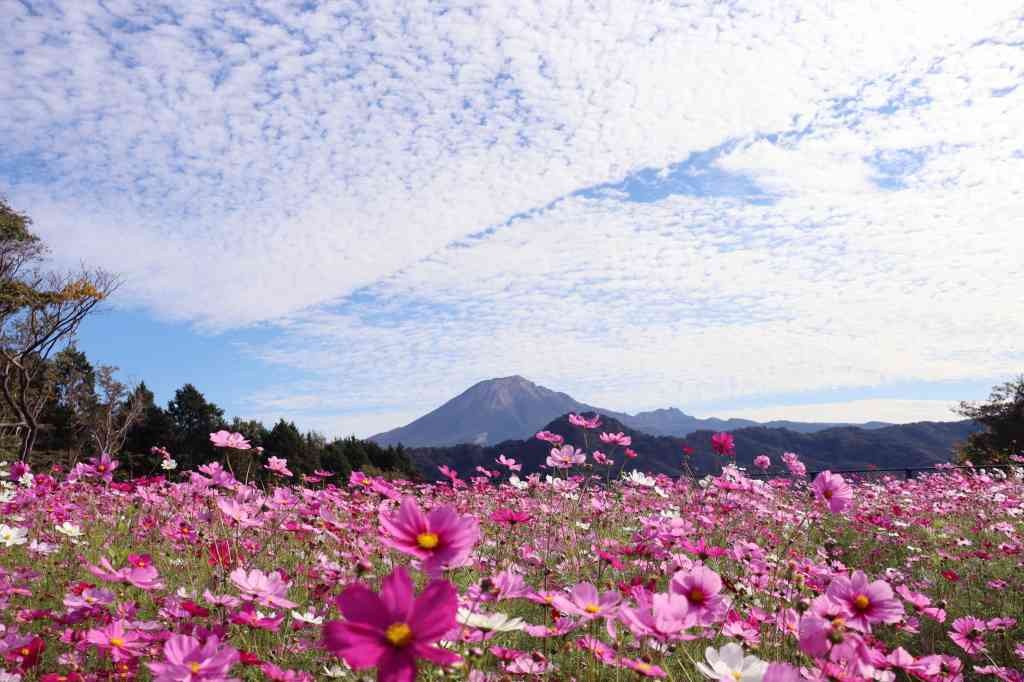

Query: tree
[[37, 346, 96, 457], [956, 375, 1024, 464], [122, 382, 176, 463], [166, 384, 225, 468], [0, 198, 116, 459], [69, 366, 146, 457]]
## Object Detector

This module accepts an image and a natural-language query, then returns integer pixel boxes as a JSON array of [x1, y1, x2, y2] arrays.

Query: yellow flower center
[[584, 603, 600, 614], [385, 622, 413, 647], [853, 594, 870, 611], [188, 662, 202, 674], [416, 532, 440, 549], [637, 663, 652, 673], [688, 587, 706, 604], [110, 637, 125, 647], [732, 672, 743, 681], [20, 647, 30, 657]]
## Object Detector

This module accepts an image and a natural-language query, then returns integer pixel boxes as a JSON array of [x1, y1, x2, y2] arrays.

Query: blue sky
[[3, 1, 1023, 436]]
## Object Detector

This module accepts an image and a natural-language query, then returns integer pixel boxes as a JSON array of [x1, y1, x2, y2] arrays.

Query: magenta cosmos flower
[[209, 430, 251, 450], [146, 634, 240, 681], [811, 471, 854, 513], [711, 432, 735, 456], [85, 620, 147, 662], [825, 570, 904, 632], [949, 616, 988, 654], [323, 566, 460, 682], [380, 497, 480, 575]]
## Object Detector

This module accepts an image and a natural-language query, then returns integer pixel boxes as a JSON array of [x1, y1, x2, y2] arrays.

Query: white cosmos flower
[[0, 524, 28, 547], [18, 473, 34, 487], [456, 608, 526, 632], [28, 540, 57, 555], [508, 475, 528, 490], [0, 489, 14, 504], [624, 470, 656, 487], [161, 459, 178, 470], [321, 664, 350, 678], [291, 610, 324, 625], [55, 522, 83, 538], [695, 643, 768, 682]]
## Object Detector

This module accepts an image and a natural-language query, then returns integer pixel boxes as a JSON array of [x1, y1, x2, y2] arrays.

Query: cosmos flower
[[753, 455, 771, 470], [695, 643, 767, 682], [323, 566, 460, 681], [711, 432, 735, 456], [811, 471, 854, 513], [546, 445, 586, 469], [146, 635, 240, 681], [550, 582, 621, 620], [825, 571, 904, 632], [265, 457, 293, 477], [379, 497, 480, 575], [209, 430, 251, 450], [230, 568, 298, 609]]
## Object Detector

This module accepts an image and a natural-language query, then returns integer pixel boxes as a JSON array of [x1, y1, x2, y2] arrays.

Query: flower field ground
[[1, 439, 1022, 681]]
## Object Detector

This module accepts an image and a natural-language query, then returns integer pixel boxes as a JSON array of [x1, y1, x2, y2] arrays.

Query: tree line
[[1, 197, 415, 481]]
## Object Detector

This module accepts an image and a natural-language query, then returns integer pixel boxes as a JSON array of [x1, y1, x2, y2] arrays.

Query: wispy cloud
[[3, 1, 1022, 434]]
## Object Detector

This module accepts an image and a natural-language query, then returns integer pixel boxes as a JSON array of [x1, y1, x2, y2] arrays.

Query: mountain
[[370, 376, 892, 447], [405, 412, 982, 479], [370, 376, 604, 447]]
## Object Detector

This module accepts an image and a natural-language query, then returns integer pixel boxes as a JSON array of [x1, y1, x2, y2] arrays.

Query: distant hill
[[405, 412, 981, 479], [370, 376, 892, 447]]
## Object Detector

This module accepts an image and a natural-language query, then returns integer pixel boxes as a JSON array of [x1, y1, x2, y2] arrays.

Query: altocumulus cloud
[[2, 1, 1023, 433]]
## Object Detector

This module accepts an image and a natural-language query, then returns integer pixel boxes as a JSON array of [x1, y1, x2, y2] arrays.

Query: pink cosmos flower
[[380, 497, 480, 575], [265, 457, 293, 477], [670, 566, 726, 624], [618, 591, 694, 640], [592, 451, 612, 465], [323, 566, 460, 681], [85, 620, 147, 662], [496, 455, 521, 471], [711, 432, 735, 456], [781, 452, 806, 477], [599, 432, 632, 447], [535, 431, 564, 445], [753, 455, 771, 470], [763, 663, 801, 682], [146, 635, 240, 681], [825, 571, 904, 632], [949, 616, 987, 654], [230, 568, 297, 609], [209, 430, 251, 450], [546, 445, 586, 469], [568, 413, 602, 429], [88, 452, 119, 483], [550, 582, 621, 620], [811, 470, 854, 513]]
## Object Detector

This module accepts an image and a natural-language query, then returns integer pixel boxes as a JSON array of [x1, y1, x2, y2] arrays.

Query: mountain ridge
[[369, 375, 896, 447]]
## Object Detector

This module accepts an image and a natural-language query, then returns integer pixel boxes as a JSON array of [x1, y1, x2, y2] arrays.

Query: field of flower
[[1, 424, 1022, 681]]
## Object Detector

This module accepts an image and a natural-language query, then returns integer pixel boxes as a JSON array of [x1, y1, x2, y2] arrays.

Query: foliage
[[956, 375, 1024, 464]]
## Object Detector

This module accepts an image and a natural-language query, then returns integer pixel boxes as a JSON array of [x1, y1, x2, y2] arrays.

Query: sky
[[3, 0, 1023, 437]]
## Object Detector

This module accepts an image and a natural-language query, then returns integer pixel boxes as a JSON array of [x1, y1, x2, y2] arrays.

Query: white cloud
[[720, 399, 961, 425], [3, 1, 1023, 434]]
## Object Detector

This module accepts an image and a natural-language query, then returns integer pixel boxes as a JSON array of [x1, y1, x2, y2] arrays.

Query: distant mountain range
[[370, 375, 893, 447], [405, 413, 981, 480]]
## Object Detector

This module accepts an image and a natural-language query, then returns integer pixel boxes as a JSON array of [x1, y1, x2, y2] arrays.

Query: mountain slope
[[370, 376, 605, 447], [406, 412, 981, 479]]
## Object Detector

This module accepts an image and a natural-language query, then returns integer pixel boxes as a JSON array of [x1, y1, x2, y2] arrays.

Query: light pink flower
[[535, 430, 564, 445], [949, 616, 987, 654], [229, 568, 297, 609], [551, 582, 620, 620], [496, 455, 521, 472], [546, 445, 586, 469], [670, 566, 726, 624], [86, 620, 147, 662], [209, 430, 251, 450], [753, 455, 771, 470], [264, 457, 293, 477], [599, 432, 631, 447]]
